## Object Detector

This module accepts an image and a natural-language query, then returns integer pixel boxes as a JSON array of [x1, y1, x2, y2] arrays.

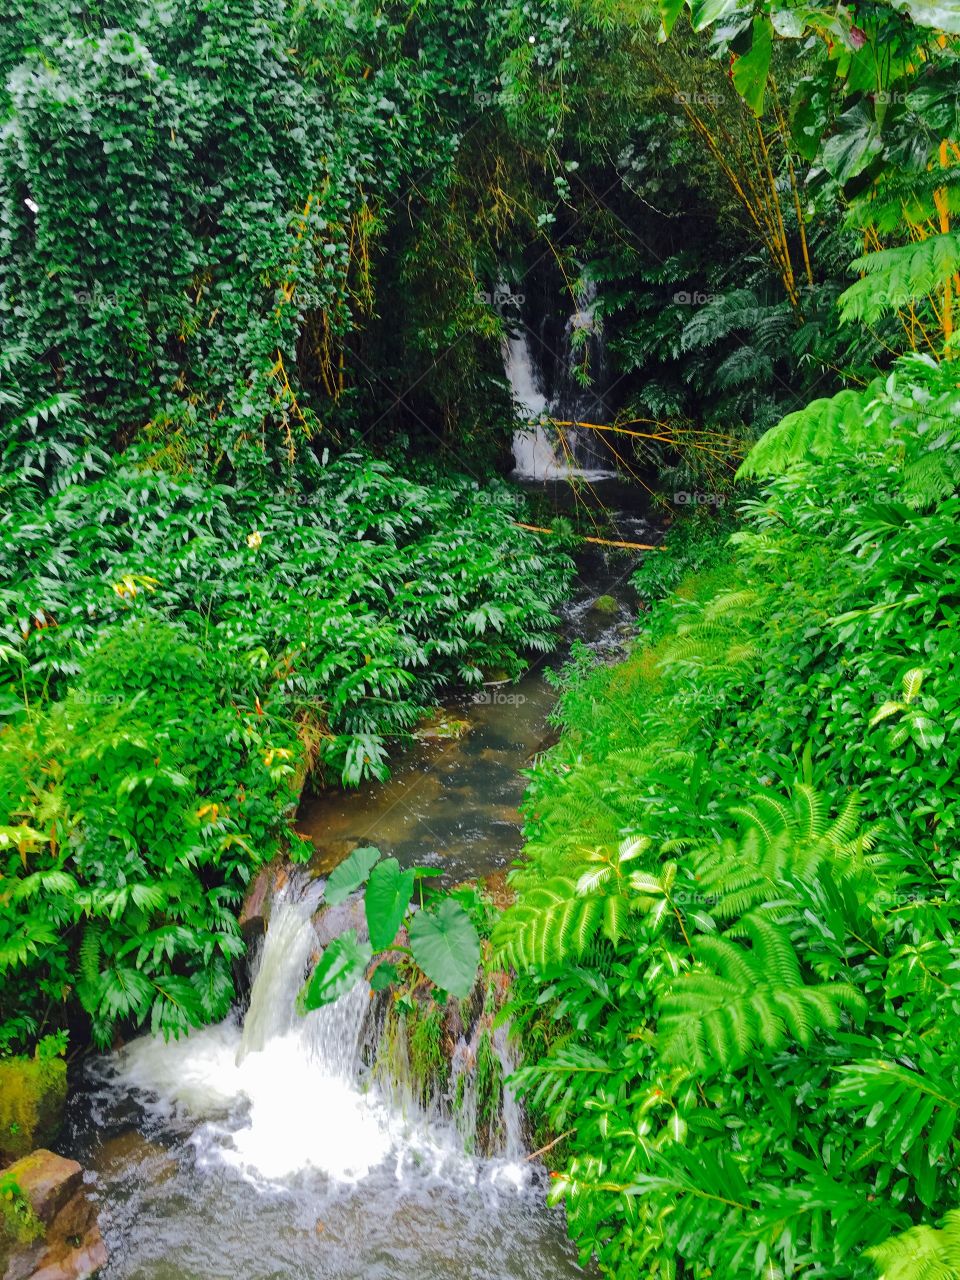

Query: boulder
[[1, 1150, 107, 1280], [589, 594, 619, 616]]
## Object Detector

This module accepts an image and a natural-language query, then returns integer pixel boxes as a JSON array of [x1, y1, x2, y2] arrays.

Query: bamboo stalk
[[514, 522, 664, 551]]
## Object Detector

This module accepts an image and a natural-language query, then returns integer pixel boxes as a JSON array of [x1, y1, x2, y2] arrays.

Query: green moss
[[0, 1056, 67, 1160], [0, 1172, 44, 1260], [589, 594, 618, 616], [408, 1002, 449, 1106], [475, 1028, 503, 1154]]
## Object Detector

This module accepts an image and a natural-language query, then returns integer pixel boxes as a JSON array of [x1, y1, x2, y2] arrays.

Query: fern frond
[[840, 232, 960, 325]]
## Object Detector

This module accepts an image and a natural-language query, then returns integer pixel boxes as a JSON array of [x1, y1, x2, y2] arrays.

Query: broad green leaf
[[909, 715, 946, 751], [369, 961, 400, 991], [300, 930, 372, 1011], [365, 857, 415, 950], [870, 701, 906, 726], [659, 0, 685, 36], [901, 668, 927, 702], [732, 17, 773, 115], [891, 0, 960, 34], [325, 845, 382, 906], [688, 0, 741, 31], [409, 899, 480, 998], [821, 102, 882, 185]]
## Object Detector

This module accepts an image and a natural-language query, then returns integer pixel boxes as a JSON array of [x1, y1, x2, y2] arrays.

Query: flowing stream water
[[61, 329, 658, 1280]]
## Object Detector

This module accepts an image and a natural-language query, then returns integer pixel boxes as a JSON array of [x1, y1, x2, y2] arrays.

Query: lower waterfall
[[99, 877, 528, 1191]]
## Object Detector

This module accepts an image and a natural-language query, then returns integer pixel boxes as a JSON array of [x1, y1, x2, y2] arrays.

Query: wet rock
[[238, 865, 273, 939], [314, 894, 367, 947], [482, 869, 516, 910], [1, 1150, 107, 1280], [414, 713, 471, 742], [309, 838, 359, 876], [0, 1060, 67, 1161], [589, 594, 618, 616]]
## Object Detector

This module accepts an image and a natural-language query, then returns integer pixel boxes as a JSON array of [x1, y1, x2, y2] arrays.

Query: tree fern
[[839, 233, 960, 326]]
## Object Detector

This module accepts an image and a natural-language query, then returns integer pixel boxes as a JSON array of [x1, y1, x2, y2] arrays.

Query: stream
[[60, 343, 660, 1279]]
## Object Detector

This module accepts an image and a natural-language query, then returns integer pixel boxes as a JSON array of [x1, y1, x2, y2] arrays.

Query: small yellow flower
[[246, 530, 263, 549]]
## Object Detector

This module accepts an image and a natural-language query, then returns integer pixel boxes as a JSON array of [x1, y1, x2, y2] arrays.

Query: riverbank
[[496, 360, 960, 1276]]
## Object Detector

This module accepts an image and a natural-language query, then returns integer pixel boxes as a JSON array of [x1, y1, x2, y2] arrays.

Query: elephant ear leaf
[[325, 845, 382, 906], [365, 858, 415, 950], [409, 899, 480, 998], [732, 17, 773, 116], [299, 930, 372, 1011]]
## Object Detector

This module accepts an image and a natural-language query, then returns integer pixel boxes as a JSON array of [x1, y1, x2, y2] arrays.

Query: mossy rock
[[589, 594, 619, 615], [0, 1171, 44, 1263], [0, 1056, 67, 1160]]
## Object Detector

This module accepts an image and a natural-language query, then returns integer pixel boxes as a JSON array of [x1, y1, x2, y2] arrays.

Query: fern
[[737, 385, 884, 478], [839, 233, 960, 325], [867, 1210, 960, 1280], [658, 913, 867, 1073]]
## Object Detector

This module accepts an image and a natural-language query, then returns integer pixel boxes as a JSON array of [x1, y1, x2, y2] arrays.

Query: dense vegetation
[[2, 0, 960, 1274], [494, 2, 960, 1276]]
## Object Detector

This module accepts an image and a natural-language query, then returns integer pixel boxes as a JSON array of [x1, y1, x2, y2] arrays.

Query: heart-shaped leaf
[[325, 845, 382, 906], [365, 857, 415, 950], [369, 961, 400, 992], [409, 899, 480, 998], [299, 929, 372, 1011]]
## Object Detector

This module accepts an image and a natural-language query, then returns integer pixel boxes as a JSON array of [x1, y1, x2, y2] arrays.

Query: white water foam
[[108, 878, 532, 1195], [504, 323, 616, 483]]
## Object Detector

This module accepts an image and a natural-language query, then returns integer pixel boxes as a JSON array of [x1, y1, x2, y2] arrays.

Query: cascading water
[[67, 877, 587, 1279], [506, 277, 615, 482], [111, 878, 393, 1183]]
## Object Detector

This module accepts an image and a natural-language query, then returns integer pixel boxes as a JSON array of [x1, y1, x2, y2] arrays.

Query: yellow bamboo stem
[[514, 522, 664, 551]]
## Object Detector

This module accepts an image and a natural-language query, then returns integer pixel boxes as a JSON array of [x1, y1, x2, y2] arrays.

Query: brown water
[[62, 487, 659, 1280]]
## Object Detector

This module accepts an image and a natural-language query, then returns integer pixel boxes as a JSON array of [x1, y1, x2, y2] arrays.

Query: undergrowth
[[498, 353, 960, 1277]]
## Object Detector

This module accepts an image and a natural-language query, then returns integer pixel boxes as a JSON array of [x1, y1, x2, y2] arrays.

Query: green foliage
[[0, 458, 570, 1050], [365, 859, 416, 951], [499, 351, 960, 1276], [409, 899, 482, 999], [0, 1172, 44, 1254], [300, 845, 482, 1009]]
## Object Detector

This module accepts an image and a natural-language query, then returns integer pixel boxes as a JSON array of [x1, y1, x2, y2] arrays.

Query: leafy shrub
[[498, 354, 960, 1277], [0, 456, 571, 1052]]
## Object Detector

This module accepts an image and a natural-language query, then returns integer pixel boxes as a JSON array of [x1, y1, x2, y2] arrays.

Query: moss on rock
[[0, 1056, 67, 1160]]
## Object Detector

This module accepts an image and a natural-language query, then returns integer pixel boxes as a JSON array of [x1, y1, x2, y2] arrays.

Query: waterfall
[[503, 327, 566, 481], [505, 277, 616, 481], [107, 876, 531, 1191]]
